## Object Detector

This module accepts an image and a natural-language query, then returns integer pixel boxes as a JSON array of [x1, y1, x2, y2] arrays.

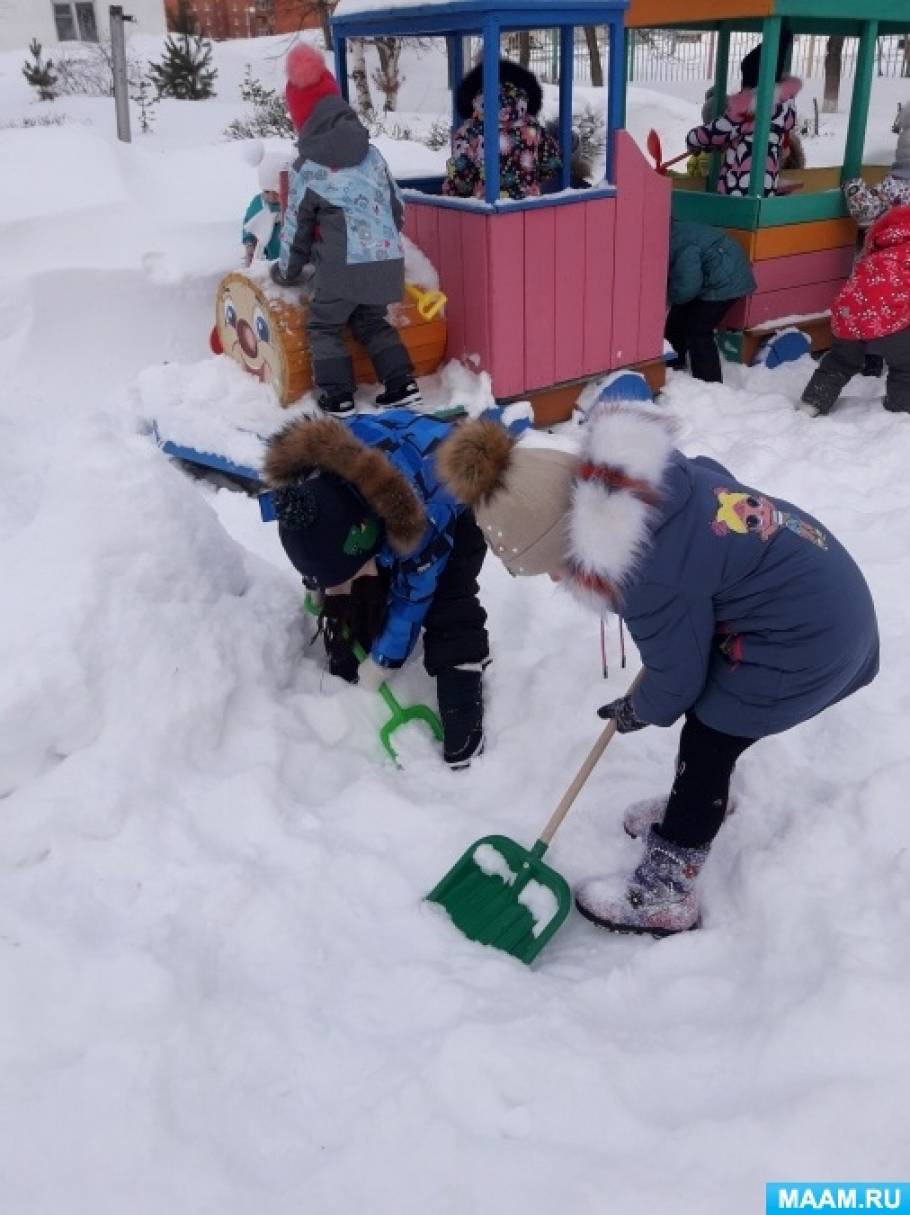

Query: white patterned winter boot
[[575, 828, 709, 936]]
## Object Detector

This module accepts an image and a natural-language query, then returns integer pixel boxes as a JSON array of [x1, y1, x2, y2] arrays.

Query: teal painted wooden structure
[[625, 0, 905, 352]]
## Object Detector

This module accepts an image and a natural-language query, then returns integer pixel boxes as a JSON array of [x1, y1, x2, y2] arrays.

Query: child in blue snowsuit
[[263, 409, 489, 769]]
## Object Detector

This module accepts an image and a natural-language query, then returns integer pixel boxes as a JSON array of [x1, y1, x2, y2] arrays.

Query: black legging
[[664, 299, 737, 383], [659, 714, 756, 849]]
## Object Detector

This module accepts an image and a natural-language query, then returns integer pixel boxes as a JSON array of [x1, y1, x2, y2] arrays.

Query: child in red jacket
[[801, 205, 910, 417]]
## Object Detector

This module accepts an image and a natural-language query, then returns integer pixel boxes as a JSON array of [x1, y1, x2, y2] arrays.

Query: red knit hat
[[285, 44, 340, 132]]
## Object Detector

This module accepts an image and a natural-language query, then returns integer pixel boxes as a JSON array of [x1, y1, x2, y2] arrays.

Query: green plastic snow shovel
[[304, 595, 443, 764], [428, 670, 645, 964]]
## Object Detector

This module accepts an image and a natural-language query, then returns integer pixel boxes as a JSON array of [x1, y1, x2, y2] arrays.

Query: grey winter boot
[[575, 827, 709, 936], [623, 795, 737, 839], [799, 367, 850, 418]]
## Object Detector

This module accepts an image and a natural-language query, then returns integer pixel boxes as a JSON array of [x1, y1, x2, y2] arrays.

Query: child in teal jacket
[[241, 142, 292, 266], [666, 219, 756, 382]]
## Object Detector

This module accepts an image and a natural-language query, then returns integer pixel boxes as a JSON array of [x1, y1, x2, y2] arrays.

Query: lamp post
[[247, 5, 256, 37], [110, 5, 135, 143]]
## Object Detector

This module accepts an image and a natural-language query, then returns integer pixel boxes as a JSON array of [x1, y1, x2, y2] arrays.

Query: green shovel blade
[[427, 834, 572, 965]]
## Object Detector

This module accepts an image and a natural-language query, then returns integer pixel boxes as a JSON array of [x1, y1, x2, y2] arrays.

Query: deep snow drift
[[2, 30, 910, 1215]]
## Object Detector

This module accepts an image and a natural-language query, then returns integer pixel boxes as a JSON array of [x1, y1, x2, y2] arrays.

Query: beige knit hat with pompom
[[437, 421, 578, 576]]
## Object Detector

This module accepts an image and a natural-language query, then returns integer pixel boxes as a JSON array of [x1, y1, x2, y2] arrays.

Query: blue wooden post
[[607, 16, 625, 181], [558, 25, 574, 190], [334, 36, 349, 101], [482, 19, 500, 203], [447, 33, 464, 140]]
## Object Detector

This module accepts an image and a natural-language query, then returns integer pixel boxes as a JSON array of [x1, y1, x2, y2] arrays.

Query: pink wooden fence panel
[[636, 155, 672, 363], [611, 131, 647, 367], [487, 211, 526, 398], [724, 278, 846, 329], [523, 208, 557, 390], [752, 246, 855, 292], [459, 212, 491, 370], [553, 205, 588, 383], [404, 204, 440, 271], [437, 209, 468, 363], [582, 197, 616, 376]]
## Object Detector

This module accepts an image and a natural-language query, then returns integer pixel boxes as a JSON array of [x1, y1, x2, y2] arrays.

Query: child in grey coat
[[270, 45, 421, 417]]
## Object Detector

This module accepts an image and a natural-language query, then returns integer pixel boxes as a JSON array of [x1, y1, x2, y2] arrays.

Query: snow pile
[[3, 29, 910, 1215]]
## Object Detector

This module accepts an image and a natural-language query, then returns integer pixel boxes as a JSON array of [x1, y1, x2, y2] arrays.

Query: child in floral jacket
[[842, 104, 910, 227], [443, 59, 561, 201], [686, 35, 800, 198]]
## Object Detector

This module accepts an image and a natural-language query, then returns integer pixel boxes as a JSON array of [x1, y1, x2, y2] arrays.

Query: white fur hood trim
[[566, 402, 675, 612]]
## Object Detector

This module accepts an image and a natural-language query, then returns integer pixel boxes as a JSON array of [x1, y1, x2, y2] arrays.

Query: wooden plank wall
[[404, 205, 493, 379], [722, 235, 855, 330], [612, 129, 671, 367], [407, 195, 621, 399]]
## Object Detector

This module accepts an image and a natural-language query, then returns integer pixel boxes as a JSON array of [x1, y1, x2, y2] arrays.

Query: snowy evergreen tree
[[223, 66, 294, 140], [149, 32, 217, 101], [22, 39, 58, 102]]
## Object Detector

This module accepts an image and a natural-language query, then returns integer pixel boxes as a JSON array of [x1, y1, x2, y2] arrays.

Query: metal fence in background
[[508, 28, 910, 87]]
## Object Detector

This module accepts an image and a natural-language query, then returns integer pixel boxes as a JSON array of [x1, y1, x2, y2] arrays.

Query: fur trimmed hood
[[438, 402, 676, 603], [263, 417, 426, 555], [455, 59, 544, 120], [566, 403, 676, 612]]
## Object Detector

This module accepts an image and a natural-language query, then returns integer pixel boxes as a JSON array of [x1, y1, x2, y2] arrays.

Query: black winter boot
[[436, 665, 485, 769], [375, 379, 423, 409], [799, 367, 849, 417], [317, 390, 356, 417]]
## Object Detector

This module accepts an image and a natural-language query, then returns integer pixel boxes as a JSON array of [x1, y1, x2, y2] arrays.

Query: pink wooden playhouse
[[331, 0, 670, 423]]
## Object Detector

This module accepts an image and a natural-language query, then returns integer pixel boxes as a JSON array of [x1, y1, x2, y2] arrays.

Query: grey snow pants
[[817, 329, 910, 412], [307, 295, 413, 401]]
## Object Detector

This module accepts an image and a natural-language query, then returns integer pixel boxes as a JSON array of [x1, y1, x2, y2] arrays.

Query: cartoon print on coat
[[711, 489, 828, 550]]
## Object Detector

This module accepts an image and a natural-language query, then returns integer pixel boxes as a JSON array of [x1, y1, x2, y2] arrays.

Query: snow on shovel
[[428, 671, 645, 964], [646, 128, 689, 175]]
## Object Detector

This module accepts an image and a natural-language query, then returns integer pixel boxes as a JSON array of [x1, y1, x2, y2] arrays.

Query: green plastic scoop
[[304, 595, 442, 764], [428, 670, 645, 964]]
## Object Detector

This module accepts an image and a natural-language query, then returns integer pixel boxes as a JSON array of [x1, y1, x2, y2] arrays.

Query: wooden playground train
[[212, 0, 907, 425]]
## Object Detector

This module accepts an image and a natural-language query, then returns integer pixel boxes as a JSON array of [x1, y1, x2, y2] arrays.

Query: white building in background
[[0, 0, 166, 52]]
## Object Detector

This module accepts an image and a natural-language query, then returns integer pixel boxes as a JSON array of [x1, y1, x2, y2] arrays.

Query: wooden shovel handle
[[659, 149, 690, 172], [538, 669, 647, 847]]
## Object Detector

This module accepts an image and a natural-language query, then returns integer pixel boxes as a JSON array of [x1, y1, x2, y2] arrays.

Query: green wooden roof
[[626, 0, 909, 31]]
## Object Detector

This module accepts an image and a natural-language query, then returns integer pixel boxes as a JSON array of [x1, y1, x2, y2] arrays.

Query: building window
[[53, 2, 77, 39], [52, 1, 99, 42], [76, 2, 99, 40]]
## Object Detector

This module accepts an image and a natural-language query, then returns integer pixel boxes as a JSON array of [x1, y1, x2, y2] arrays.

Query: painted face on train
[[216, 278, 277, 386]]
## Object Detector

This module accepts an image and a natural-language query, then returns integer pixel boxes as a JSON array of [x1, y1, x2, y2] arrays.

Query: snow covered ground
[[2, 28, 910, 1215]]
